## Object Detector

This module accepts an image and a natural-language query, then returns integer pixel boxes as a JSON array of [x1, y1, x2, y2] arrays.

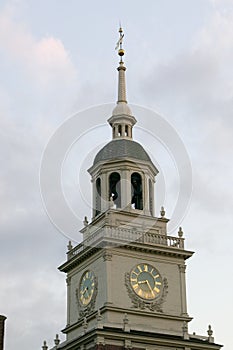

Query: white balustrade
[[68, 225, 184, 259]]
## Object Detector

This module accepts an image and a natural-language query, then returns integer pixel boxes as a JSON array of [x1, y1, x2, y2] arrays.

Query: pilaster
[[179, 264, 188, 316], [66, 277, 71, 326], [121, 168, 131, 210], [143, 173, 150, 215]]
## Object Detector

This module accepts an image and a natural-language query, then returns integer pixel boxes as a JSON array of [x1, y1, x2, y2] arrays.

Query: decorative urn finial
[[160, 206, 165, 218]]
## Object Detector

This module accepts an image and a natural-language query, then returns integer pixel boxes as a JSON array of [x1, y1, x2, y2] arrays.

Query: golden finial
[[115, 26, 125, 60]]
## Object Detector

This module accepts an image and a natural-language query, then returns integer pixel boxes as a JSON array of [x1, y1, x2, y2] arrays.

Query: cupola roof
[[93, 139, 152, 165]]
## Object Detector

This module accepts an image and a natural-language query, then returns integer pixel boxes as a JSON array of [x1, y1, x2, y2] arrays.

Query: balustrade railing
[[67, 226, 184, 260]]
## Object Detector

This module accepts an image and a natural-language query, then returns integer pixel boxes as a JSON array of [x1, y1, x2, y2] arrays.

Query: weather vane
[[115, 26, 125, 61]]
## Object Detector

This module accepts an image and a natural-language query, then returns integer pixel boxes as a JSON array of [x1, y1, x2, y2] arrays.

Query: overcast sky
[[0, 0, 233, 349]]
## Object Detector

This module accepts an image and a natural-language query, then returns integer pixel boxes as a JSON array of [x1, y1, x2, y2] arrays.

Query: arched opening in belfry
[[149, 179, 153, 215], [118, 125, 122, 137], [131, 172, 143, 210], [125, 125, 128, 136], [95, 177, 101, 216], [109, 172, 121, 208]]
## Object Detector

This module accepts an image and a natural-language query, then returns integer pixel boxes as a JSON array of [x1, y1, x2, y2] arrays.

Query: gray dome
[[93, 139, 152, 165]]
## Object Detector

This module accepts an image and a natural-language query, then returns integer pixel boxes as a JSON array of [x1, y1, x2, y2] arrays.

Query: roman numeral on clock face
[[130, 263, 163, 300]]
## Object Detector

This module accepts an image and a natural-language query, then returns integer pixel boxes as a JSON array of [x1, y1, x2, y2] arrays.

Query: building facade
[[43, 29, 223, 350]]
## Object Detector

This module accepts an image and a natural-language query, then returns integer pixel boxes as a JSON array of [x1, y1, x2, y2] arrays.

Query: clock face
[[130, 263, 162, 300], [79, 270, 96, 306]]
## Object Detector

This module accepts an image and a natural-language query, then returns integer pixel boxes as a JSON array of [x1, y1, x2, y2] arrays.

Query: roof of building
[[93, 138, 152, 165]]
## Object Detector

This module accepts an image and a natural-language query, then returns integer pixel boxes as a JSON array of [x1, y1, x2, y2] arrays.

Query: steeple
[[88, 27, 158, 217], [116, 27, 127, 103], [108, 27, 137, 140]]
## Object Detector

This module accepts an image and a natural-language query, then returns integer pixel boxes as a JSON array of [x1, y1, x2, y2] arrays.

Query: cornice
[[58, 240, 193, 273], [59, 323, 222, 350]]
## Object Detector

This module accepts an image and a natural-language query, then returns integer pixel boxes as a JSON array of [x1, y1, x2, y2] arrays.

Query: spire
[[108, 27, 137, 140], [116, 27, 127, 103]]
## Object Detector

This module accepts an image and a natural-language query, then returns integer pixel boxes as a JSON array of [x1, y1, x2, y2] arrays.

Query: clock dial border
[[79, 270, 96, 306], [76, 270, 98, 318], [130, 263, 163, 300], [125, 263, 168, 312]]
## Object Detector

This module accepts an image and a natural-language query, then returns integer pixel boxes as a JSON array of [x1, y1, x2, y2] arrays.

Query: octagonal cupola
[[88, 28, 159, 219]]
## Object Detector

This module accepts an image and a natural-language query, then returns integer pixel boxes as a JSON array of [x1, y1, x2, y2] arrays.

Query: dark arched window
[[109, 172, 121, 208], [118, 125, 122, 137], [95, 177, 101, 216], [125, 125, 128, 136], [131, 173, 143, 210]]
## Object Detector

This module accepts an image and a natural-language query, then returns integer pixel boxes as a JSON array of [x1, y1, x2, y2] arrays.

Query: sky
[[0, 0, 233, 349]]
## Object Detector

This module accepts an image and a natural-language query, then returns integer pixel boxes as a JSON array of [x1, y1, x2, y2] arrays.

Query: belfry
[[42, 28, 223, 350]]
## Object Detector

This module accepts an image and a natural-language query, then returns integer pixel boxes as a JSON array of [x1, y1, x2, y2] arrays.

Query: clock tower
[[44, 28, 223, 350]]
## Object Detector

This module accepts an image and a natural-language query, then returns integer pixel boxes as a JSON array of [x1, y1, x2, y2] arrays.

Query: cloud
[[193, 6, 233, 71], [0, 3, 77, 89], [1, 247, 67, 349], [210, 0, 233, 11], [140, 4, 233, 257], [0, 2, 80, 234], [142, 4, 233, 134]]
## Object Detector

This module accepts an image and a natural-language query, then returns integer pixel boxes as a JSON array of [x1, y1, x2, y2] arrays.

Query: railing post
[[178, 227, 184, 248]]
